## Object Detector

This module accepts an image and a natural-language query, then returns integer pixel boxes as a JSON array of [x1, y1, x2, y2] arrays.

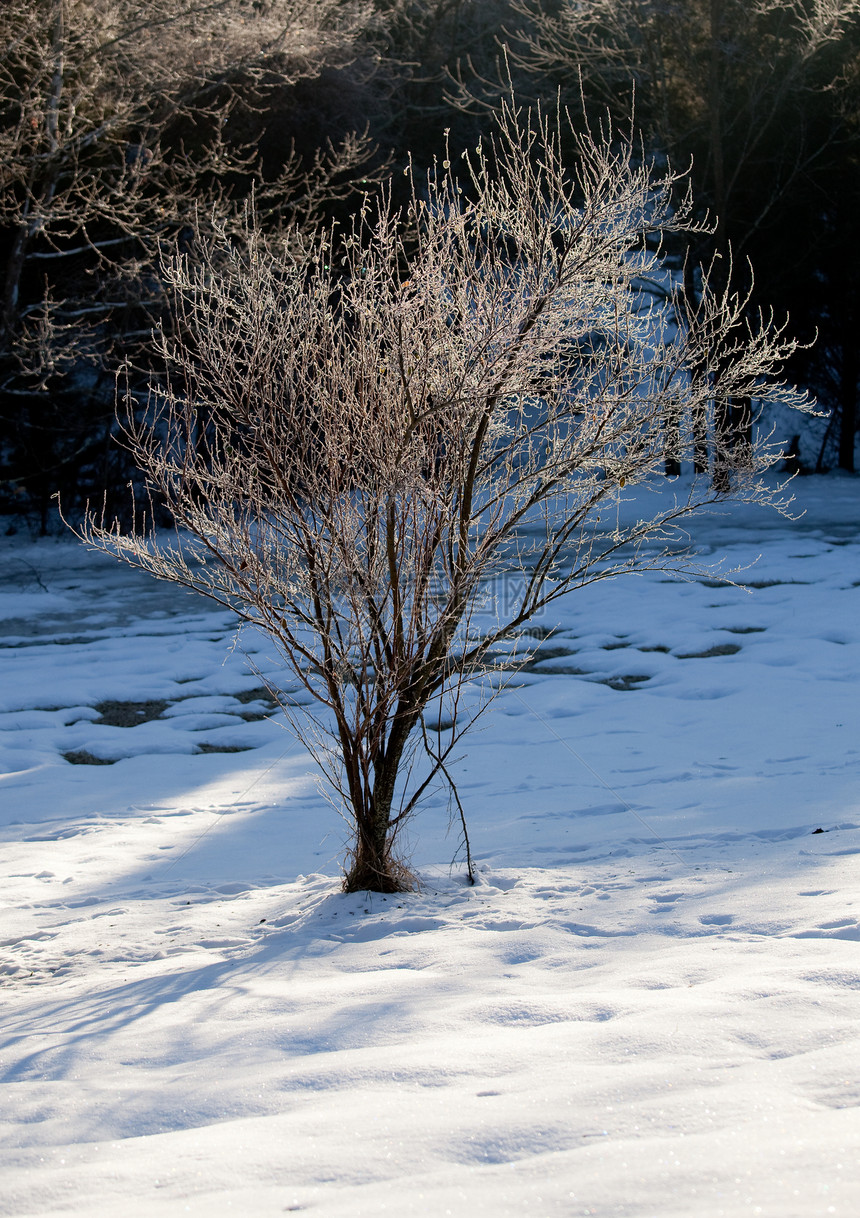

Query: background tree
[[372, 1, 523, 164], [509, 0, 860, 470], [72, 106, 811, 892], [0, 0, 382, 527]]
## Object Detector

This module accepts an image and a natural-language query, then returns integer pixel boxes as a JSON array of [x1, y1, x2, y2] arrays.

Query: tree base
[[342, 854, 416, 894]]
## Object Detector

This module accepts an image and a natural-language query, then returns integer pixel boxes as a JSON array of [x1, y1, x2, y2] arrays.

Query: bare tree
[[71, 104, 812, 892]]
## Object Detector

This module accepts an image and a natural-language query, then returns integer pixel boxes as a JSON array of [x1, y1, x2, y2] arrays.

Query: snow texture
[[1, 475, 859, 1217]]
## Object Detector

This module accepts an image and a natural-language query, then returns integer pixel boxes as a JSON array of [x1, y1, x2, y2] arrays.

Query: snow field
[[1, 476, 859, 1216]]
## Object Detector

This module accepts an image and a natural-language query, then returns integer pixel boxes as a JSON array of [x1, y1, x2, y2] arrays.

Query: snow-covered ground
[[2, 476, 859, 1218]]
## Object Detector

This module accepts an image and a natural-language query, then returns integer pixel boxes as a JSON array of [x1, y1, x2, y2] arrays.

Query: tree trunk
[[664, 409, 681, 476], [732, 395, 752, 470], [682, 259, 710, 475], [342, 715, 417, 893], [707, 0, 728, 250], [693, 405, 709, 475], [837, 324, 858, 473], [713, 395, 752, 492], [344, 803, 404, 893], [2, 224, 30, 344], [712, 397, 733, 492]]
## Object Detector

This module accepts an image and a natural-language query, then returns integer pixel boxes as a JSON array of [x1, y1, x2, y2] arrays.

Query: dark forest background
[[3, 0, 859, 533]]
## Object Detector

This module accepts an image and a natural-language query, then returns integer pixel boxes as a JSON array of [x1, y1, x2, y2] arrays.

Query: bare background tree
[[71, 105, 812, 892], [507, 0, 860, 471], [373, 1, 523, 155], [4, 1, 860, 533], [0, 0, 383, 526]]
